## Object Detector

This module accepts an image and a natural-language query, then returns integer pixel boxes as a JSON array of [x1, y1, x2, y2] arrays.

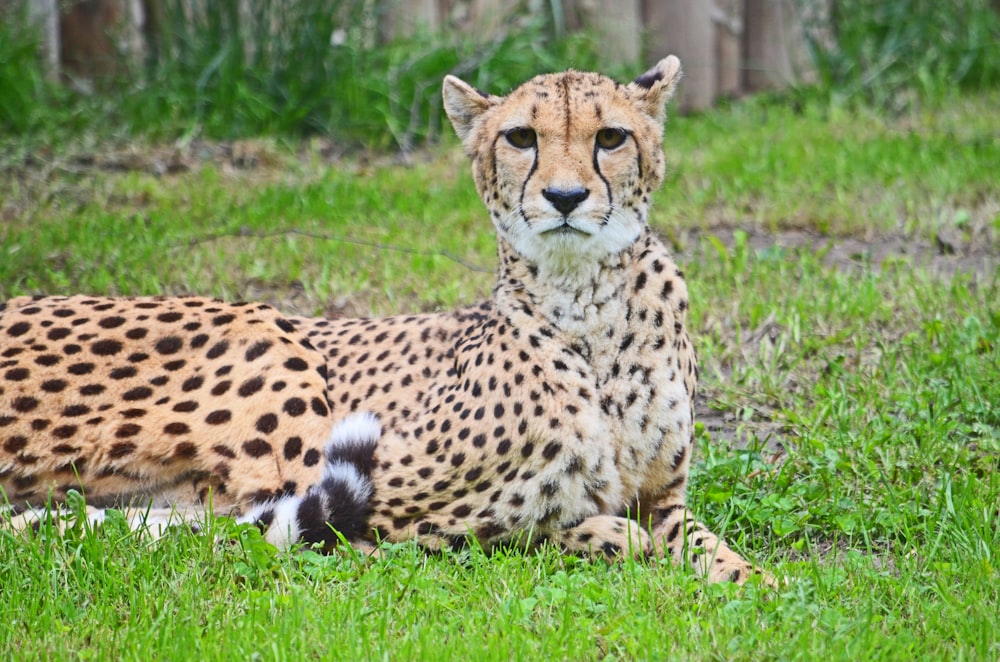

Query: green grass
[[4, 517, 994, 660], [2, 91, 999, 659]]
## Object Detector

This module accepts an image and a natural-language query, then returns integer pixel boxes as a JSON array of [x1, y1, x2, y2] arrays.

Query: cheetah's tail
[[238, 412, 381, 549]]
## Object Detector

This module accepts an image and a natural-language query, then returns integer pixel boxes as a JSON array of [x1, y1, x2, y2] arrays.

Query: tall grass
[[0, 3, 71, 135], [4, 1, 999, 145], [0, 0, 604, 148], [805, 0, 1000, 108]]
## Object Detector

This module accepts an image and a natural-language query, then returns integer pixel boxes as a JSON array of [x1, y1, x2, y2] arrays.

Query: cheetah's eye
[[596, 128, 628, 150], [504, 128, 537, 149]]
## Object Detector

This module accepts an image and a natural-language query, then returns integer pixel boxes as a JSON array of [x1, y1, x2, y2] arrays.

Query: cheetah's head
[[443, 57, 681, 276]]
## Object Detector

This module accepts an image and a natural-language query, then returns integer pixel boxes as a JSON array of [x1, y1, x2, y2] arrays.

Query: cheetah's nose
[[542, 187, 590, 215]]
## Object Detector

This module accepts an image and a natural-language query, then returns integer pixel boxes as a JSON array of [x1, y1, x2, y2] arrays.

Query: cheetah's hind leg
[[548, 514, 653, 561], [4, 494, 212, 540], [238, 412, 381, 550]]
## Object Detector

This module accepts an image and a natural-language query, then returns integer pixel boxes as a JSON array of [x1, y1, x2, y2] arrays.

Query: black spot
[[80, 384, 105, 396], [174, 442, 197, 458], [634, 272, 647, 292], [12, 396, 39, 413], [310, 397, 328, 417], [3, 435, 28, 452], [61, 404, 91, 417], [68, 362, 95, 375], [283, 397, 307, 416], [41, 379, 68, 393], [283, 436, 302, 459], [212, 314, 236, 326], [182, 376, 204, 392], [542, 441, 562, 460], [110, 366, 138, 380], [155, 336, 183, 355], [256, 413, 278, 434], [98, 316, 126, 329], [115, 424, 141, 438], [91, 339, 123, 356], [284, 357, 308, 371], [238, 376, 264, 397], [210, 380, 232, 396], [276, 318, 295, 333], [243, 439, 272, 458], [205, 410, 232, 425], [206, 340, 229, 359], [123, 386, 153, 401], [35, 354, 61, 367], [4, 368, 29, 381], [51, 424, 77, 439], [173, 401, 198, 413], [619, 333, 634, 351], [125, 328, 148, 340], [164, 422, 190, 435], [244, 341, 272, 361], [7, 321, 31, 337], [303, 448, 321, 466], [109, 441, 137, 457]]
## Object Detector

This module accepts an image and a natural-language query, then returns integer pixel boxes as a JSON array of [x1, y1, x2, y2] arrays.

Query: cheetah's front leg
[[648, 500, 774, 585]]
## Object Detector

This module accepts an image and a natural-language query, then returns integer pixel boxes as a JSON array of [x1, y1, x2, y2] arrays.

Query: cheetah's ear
[[443, 75, 499, 144], [626, 55, 683, 123]]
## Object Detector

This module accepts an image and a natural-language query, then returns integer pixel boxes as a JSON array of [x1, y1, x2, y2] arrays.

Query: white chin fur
[[499, 208, 642, 277]]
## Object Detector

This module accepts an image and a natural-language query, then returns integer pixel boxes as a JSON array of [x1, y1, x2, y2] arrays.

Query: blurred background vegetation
[[1, 0, 998, 150]]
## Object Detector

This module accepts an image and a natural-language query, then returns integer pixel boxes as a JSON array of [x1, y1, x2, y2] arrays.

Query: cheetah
[[1, 56, 770, 584]]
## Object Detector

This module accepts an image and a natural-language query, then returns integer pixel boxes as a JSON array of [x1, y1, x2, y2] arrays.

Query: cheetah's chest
[[585, 320, 693, 499]]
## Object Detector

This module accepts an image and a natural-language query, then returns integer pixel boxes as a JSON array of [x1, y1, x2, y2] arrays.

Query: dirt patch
[[679, 224, 999, 453], [677, 225, 999, 284]]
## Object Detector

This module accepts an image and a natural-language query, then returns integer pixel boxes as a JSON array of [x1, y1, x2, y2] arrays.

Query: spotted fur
[[0, 57, 771, 584]]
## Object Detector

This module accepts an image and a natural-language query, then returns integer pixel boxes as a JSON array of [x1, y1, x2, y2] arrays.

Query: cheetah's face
[[443, 57, 682, 275]]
